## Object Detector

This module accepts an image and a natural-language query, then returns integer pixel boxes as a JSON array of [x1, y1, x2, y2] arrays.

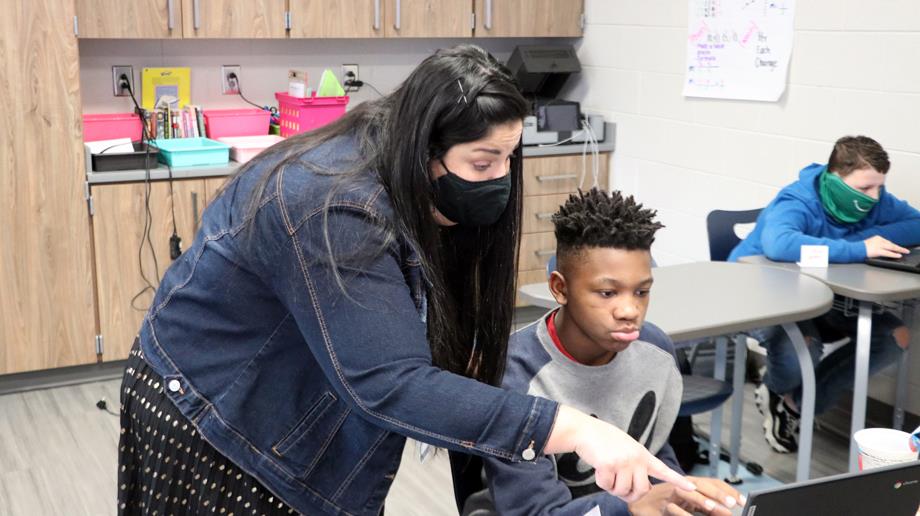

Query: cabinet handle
[[485, 0, 493, 30], [394, 0, 401, 30], [534, 249, 555, 258], [535, 212, 554, 221], [191, 192, 199, 231], [193, 0, 201, 30], [535, 173, 577, 183], [167, 0, 175, 30], [373, 0, 380, 30]]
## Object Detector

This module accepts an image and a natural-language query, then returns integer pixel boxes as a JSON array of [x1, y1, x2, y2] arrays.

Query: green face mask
[[818, 168, 878, 224]]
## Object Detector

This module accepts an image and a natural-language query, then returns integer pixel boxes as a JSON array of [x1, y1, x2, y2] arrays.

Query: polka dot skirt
[[118, 342, 298, 515]]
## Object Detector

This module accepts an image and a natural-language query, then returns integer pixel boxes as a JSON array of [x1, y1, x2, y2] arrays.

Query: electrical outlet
[[221, 65, 241, 95], [342, 64, 359, 84], [112, 65, 134, 97]]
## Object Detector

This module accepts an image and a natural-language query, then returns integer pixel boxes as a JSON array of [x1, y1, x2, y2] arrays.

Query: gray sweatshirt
[[465, 311, 683, 516]]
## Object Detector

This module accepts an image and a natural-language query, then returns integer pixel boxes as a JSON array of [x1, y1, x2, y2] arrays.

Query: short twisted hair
[[552, 189, 664, 265]]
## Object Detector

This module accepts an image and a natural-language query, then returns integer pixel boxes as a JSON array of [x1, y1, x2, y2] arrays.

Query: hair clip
[[457, 80, 468, 105]]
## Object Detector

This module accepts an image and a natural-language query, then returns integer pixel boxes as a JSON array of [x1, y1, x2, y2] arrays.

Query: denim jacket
[[138, 135, 558, 515]]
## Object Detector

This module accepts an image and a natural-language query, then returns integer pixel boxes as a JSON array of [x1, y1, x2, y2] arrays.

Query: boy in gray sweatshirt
[[469, 189, 742, 516]]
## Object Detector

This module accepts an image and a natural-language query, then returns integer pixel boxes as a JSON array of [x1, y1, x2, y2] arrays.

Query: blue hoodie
[[728, 163, 920, 263]]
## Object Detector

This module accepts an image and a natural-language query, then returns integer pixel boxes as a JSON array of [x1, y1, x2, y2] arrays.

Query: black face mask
[[432, 159, 512, 226]]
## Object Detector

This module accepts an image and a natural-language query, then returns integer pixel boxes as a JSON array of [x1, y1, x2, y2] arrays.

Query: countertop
[[85, 123, 616, 185]]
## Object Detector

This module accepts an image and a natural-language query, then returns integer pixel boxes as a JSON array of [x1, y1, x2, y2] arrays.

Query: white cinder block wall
[[564, 0, 920, 415]]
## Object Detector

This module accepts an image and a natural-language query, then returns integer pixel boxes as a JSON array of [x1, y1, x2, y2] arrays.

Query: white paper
[[85, 138, 135, 155], [797, 245, 829, 268], [288, 82, 306, 97], [683, 0, 796, 101], [416, 441, 433, 463], [583, 506, 602, 516]]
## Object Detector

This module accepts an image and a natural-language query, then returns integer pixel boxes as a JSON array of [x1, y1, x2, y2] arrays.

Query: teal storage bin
[[150, 138, 231, 167]]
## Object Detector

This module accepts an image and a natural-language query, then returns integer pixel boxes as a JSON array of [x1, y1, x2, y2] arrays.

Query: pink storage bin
[[83, 113, 143, 142], [217, 135, 285, 164], [203, 108, 271, 138], [274, 92, 349, 138]]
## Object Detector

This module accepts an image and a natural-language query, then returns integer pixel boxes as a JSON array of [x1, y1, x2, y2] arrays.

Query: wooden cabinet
[[475, 0, 584, 37], [0, 0, 98, 374], [76, 0, 583, 39], [182, 0, 287, 38], [204, 176, 230, 202], [385, 0, 471, 38], [516, 153, 608, 307], [288, 0, 384, 38], [91, 179, 212, 361], [75, 0, 182, 39]]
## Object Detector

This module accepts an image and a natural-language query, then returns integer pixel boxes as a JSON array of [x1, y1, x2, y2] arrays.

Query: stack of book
[[146, 105, 206, 140]]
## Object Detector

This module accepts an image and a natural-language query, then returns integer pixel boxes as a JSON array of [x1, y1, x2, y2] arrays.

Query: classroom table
[[518, 261, 834, 482], [738, 255, 920, 473]]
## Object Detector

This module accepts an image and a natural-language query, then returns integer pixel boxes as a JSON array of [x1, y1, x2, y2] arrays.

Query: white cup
[[854, 428, 918, 471]]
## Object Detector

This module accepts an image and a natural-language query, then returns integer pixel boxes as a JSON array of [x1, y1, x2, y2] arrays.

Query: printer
[[506, 45, 605, 146]]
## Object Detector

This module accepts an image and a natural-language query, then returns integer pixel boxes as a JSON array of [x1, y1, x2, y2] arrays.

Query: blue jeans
[[749, 308, 904, 415]]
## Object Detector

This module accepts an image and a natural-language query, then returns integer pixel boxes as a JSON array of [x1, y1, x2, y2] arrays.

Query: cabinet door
[[204, 176, 230, 205], [386, 0, 471, 38], [289, 0, 383, 38], [92, 180, 207, 361], [75, 0, 181, 39], [475, 0, 583, 37], [183, 0, 287, 38], [0, 0, 99, 374]]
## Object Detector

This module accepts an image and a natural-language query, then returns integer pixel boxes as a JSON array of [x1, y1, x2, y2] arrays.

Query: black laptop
[[866, 246, 920, 273], [731, 461, 920, 516]]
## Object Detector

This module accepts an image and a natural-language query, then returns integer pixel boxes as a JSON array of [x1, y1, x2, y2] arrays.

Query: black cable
[[228, 73, 266, 110], [96, 398, 119, 417], [361, 80, 384, 98], [122, 76, 163, 310], [343, 77, 384, 98], [124, 75, 180, 260], [166, 162, 182, 260]]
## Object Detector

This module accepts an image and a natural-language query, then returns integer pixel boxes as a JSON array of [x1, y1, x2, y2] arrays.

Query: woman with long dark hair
[[117, 45, 692, 515]]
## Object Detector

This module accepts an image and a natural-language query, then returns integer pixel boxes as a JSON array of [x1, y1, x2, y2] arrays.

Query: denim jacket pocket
[[271, 391, 338, 459]]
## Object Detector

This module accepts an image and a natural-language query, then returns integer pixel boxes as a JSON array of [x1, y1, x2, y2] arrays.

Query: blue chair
[[696, 208, 765, 480], [685, 208, 763, 369], [706, 208, 763, 262]]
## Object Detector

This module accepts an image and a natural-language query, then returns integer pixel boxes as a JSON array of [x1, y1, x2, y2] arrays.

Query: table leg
[[728, 334, 747, 482], [710, 336, 728, 478], [893, 304, 914, 430], [782, 322, 815, 483], [849, 301, 873, 472]]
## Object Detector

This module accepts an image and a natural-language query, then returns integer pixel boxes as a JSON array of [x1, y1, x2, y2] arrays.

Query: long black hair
[[237, 45, 528, 386]]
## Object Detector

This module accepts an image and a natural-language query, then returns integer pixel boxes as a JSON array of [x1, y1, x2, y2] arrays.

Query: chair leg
[[709, 336, 728, 478], [893, 303, 914, 430], [782, 322, 815, 483], [728, 334, 747, 483]]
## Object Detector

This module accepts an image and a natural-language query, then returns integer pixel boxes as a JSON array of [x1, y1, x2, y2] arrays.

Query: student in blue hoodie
[[729, 135, 920, 454]]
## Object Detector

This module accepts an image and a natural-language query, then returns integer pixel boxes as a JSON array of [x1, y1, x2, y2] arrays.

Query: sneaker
[[754, 384, 800, 453]]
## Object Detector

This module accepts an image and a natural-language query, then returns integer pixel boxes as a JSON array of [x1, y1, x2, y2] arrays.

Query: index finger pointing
[[648, 456, 696, 492]]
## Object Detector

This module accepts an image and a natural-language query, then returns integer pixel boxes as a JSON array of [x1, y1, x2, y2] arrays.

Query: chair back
[[706, 209, 763, 262]]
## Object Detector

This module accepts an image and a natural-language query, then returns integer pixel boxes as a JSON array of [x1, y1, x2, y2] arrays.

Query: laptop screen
[[738, 461, 920, 516]]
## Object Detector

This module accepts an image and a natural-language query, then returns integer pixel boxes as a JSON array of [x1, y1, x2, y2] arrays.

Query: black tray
[[91, 142, 160, 172]]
